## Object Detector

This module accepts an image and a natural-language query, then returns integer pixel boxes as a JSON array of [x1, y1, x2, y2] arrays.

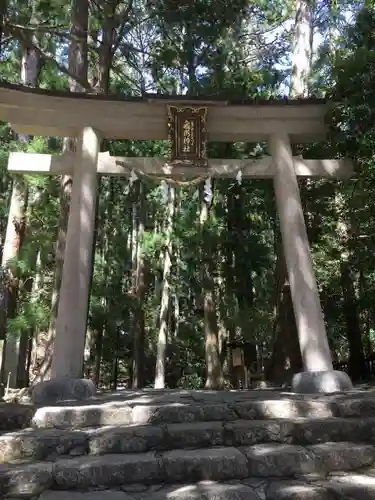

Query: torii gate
[[0, 83, 353, 395]]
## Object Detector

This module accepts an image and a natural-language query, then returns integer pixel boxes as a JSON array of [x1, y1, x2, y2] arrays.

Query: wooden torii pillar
[[51, 127, 100, 380], [0, 84, 354, 397]]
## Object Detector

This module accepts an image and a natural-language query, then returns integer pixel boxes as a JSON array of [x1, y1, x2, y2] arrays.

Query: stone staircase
[[2, 389, 375, 499]]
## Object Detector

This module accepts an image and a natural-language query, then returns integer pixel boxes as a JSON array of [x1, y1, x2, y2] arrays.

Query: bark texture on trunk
[[86, 1, 129, 382], [31, 172, 72, 383], [154, 186, 175, 389], [1, 35, 40, 387], [0, 179, 28, 387], [92, 179, 111, 387], [266, 243, 303, 383], [0, 0, 6, 54], [200, 182, 223, 390], [290, 0, 312, 99], [340, 258, 367, 380], [132, 181, 146, 389], [336, 194, 367, 381], [359, 269, 372, 358]]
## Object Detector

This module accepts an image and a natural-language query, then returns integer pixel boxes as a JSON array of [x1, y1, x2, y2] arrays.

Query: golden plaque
[[167, 105, 208, 167]]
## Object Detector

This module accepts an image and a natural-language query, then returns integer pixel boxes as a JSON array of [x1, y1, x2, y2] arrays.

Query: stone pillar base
[[291, 370, 353, 394], [31, 377, 96, 405]]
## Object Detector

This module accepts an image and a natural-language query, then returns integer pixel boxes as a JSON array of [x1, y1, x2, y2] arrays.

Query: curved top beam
[[0, 83, 329, 142]]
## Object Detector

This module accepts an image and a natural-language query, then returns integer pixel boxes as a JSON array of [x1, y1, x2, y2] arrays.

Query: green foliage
[[177, 373, 204, 390], [8, 300, 49, 337], [0, 0, 370, 388]]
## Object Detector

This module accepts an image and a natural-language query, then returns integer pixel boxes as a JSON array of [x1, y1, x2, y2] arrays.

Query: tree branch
[[8, 24, 93, 91], [111, 0, 135, 56], [7, 22, 69, 33]]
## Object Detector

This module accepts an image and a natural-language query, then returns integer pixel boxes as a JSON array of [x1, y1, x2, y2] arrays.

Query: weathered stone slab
[[146, 404, 202, 424], [321, 473, 375, 499], [20, 391, 375, 433], [39, 491, 136, 500], [265, 480, 333, 500], [234, 400, 336, 420], [87, 417, 375, 454], [190, 391, 235, 403], [6, 417, 375, 465], [32, 404, 133, 429], [89, 424, 164, 454], [0, 461, 53, 497], [5, 416, 375, 465], [307, 442, 375, 473], [291, 417, 375, 445], [162, 447, 248, 482], [31, 378, 96, 405], [361, 467, 375, 477], [243, 444, 315, 477], [0, 403, 35, 431], [144, 481, 260, 500], [131, 405, 160, 424], [165, 421, 224, 449], [53, 452, 164, 488], [150, 403, 237, 424], [336, 398, 375, 418], [0, 428, 88, 462], [244, 442, 375, 478], [224, 420, 293, 446], [197, 404, 238, 421]]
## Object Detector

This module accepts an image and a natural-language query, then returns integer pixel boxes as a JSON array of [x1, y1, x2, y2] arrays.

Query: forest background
[[0, 0, 373, 392]]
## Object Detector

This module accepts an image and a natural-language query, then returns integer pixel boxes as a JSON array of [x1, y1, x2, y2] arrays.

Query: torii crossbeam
[[0, 83, 354, 395], [8, 151, 353, 179]]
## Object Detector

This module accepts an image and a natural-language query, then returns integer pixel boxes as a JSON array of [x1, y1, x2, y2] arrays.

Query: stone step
[[32, 474, 375, 500], [1, 443, 375, 497], [38, 484, 263, 500], [28, 396, 375, 430], [0, 403, 35, 431], [3, 417, 375, 463], [261, 469, 375, 500], [265, 473, 375, 499]]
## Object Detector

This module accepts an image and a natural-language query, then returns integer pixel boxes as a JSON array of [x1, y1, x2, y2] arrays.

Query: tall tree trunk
[[266, 242, 302, 383], [0, 0, 6, 54], [0, 179, 28, 388], [16, 258, 36, 388], [340, 257, 367, 380], [226, 179, 255, 383], [92, 180, 108, 387], [336, 194, 367, 380], [1, 31, 41, 386], [27, 250, 43, 385], [290, 0, 312, 98], [200, 181, 223, 389], [88, 3, 123, 382], [93, 326, 103, 387], [132, 181, 146, 389], [98, 2, 115, 92], [171, 191, 181, 343], [267, 0, 312, 381], [225, 188, 237, 384], [359, 269, 372, 357], [30, 0, 89, 383], [17, 230, 45, 387], [154, 186, 175, 389], [31, 173, 72, 383], [230, 182, 254, 312]]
